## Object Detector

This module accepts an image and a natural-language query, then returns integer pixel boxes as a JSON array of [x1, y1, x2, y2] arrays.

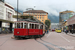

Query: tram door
[[28, 24, 39, 35], [40, 25, 43, 35], [23, 23, 28, 35]]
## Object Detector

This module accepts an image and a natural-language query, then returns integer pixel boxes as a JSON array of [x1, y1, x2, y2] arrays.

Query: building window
[[40, 13, 41, 14], [44, 13, 46, 15], [8, 12, 11, 20], [40, 17, 41, 19], [38, 17, 39, 18], [33, 13, 35, 14], [42, 16, 44, 19]]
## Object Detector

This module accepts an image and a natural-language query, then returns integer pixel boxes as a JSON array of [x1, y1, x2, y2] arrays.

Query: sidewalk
[[62, 32, 75, 37], [0, 33, 13, 36]]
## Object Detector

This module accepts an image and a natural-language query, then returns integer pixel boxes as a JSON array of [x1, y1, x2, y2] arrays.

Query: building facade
[[2, 2, 15, 28], [67, 15, 75, 34], [0, 1, 18, 28], [23, 10, 48, 24], [59, 10, 75, 28], [0, 1, 4, 19]]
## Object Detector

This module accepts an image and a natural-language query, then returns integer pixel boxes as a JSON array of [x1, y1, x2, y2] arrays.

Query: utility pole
[[17, 0, 19, 21]]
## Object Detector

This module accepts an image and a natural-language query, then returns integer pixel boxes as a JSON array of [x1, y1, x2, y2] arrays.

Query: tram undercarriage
[[14, 34, 45, 39]]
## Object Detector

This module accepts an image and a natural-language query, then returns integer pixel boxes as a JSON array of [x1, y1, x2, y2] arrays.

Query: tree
[[45, 20, 51, 30]]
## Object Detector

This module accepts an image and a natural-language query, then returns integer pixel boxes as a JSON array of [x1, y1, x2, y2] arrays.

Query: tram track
[[40, 38, 66, 50], [35, 38, 55, 50], [0, 39, 10, 47]]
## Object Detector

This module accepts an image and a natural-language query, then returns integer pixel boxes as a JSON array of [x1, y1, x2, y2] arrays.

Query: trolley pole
[[17, 0, 19, 21]]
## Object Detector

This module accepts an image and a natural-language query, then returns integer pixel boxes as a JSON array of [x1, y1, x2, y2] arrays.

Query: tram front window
[[15, 23, 16, 28], [17, 23, 20, 28], [15, 22, 23, 28]]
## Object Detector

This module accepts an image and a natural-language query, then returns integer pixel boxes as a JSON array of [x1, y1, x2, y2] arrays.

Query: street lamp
[[17, 0, 19, 21]]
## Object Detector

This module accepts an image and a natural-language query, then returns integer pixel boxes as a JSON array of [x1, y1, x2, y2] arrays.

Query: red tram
[[14, 21, 45, 38]]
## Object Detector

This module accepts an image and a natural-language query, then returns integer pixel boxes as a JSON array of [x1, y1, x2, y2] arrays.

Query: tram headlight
[[17, 32, 19, 34]]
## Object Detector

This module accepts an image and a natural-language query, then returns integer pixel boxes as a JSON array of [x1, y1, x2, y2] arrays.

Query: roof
[[23, 10, 48, 14], [5, 2, 14, 10], [60, 10, 74, 14]]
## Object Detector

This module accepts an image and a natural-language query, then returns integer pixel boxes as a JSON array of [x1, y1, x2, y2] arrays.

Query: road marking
[[59, 34, 70, 42], [47, 33, 51, 38]]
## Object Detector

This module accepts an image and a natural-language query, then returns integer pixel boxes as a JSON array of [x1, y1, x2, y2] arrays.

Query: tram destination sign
[[0, 0, 4, 2]]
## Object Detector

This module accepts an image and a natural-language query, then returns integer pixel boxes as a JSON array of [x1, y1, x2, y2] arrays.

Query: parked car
[[52, 29, 55, 31]]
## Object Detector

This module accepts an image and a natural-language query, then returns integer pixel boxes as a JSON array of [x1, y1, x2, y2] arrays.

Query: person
[[47, 30, 49, 34], [65, 29, 68, 34]]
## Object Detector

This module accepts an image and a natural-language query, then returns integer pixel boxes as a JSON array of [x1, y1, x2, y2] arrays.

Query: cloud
[[5, 0, 75, 16]]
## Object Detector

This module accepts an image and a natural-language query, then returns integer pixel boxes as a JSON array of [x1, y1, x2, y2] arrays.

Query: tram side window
[[21, 23, 23, 28], [26, 23, 28, 29], [29, 24, 32, 29], [40, 25, 43, 29], [32, 24, 34, 29], [35, 24, 39, 29], [24, 23, 28, 29]]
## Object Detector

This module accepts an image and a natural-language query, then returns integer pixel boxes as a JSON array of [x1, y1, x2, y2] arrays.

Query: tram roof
[[15, 19, 44, 25], [14, 21, 43, 24], [13, 15, 44, 25]]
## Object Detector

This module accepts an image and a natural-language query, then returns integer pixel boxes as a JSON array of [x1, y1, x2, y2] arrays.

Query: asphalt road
[[0, 32, 75, 50]]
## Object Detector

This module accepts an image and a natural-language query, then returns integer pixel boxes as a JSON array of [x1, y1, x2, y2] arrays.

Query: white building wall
[[2, 2, 15, 28], [0, 2, 22, 28], [0, 1, 5, 27], [0, 1, 4, 19]]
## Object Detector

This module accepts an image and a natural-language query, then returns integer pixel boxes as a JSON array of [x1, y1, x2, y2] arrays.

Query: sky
[[5, 0, 75, 17]]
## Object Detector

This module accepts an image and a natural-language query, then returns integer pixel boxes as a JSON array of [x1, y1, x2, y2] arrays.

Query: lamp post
[[17, 0, 19, 21]]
